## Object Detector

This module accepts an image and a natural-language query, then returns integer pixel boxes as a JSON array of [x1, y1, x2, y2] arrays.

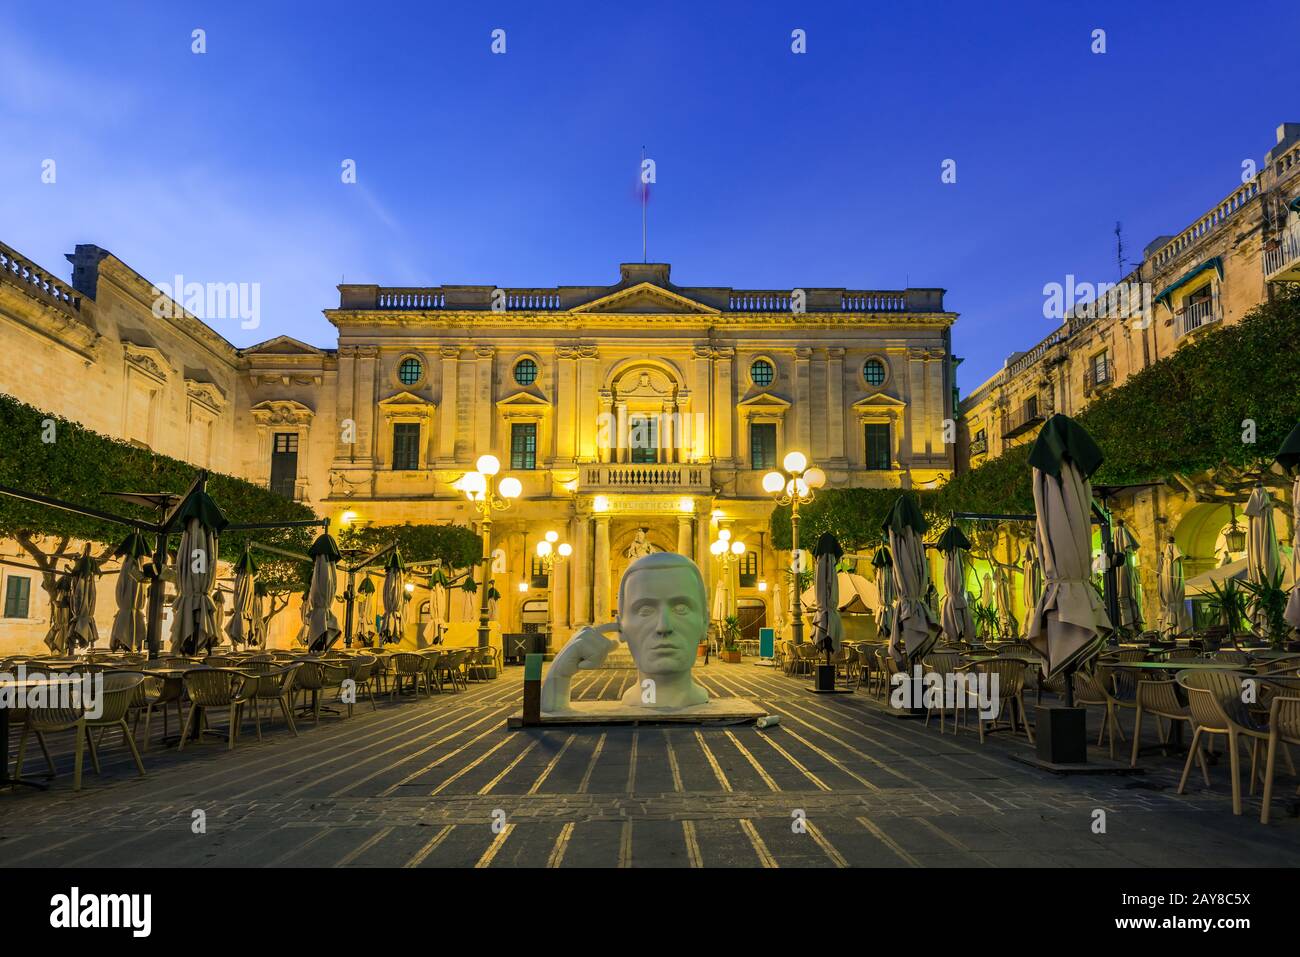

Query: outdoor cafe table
[[0, 674, 85, 791]]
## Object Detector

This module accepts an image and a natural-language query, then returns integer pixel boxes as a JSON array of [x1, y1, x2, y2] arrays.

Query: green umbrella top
[[112, 530, 151, 560], [1276, 421, 1300, 473], [68, 550, 100, 577], [871, 544, 893, 568], [357, 576, 377, 595], [233, 548, 260, 574], [813, 531, 843, 560], [428, 566, 454, 588], [935, 525, 972, 553], [881, 493, 928, 537], [385, 549, 406, 572], [308, 532, 342, 563], [174, 490, 229, 533], [1027, 413, 1103, 480]]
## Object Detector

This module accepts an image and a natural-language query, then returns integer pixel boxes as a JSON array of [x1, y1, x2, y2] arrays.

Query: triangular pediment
[[497, 390, 551, 409], [242, 335, 325, 356], [737, 392, 792, 411], [570, 282, 720, 316], [378, 390, 433, 408], [851, 392, 907, 414]]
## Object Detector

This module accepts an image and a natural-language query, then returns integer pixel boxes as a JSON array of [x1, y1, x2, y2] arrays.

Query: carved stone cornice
[[185, 379, 226, 413], [250, 399, 315, 427], [439, 345, 461, 358], [475, 345, 496, 359], [123, 341, 172, 383]]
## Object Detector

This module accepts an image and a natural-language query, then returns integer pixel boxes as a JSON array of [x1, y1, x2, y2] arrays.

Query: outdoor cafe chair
[[1166, 648, 1201, 662], [179, 669, 255, 750], [14, 672, 146, 790], [468, 646, 501, 681], [246, 664, 302, 740], [921, 652, 962, 733], [876, 648, 900, 699], [344, 655, 379, 716], [1212, 650, 1251, 666], [441, 649, 472, 692], [957, 657, 1034, 744], [421, 651, 445, 694], [1177, 670, 1268, 816], [1129, 675, 1205, 773], [854, 646, 874, 693], [390, 653, 430, 698], [1073, 668, 1127, 758], [1258, 696, 1300, 824]]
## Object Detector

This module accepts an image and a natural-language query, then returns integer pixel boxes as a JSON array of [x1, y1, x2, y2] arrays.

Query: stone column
[[597, 391, 614, 463], [662, 402, 676, 464], [677, 514, 693, 558], [554, 348, 576, 464], [793, 347, 812, 457], [570, 512, 591, 625], [593, 515, 611, 621], [576, 346, 600, 461], [712, 347, 734, 466], [827, 347, 846, 466], [615, 402, 629, 464], [437, 345, 459, 464], [335, 346, 357, 462], [474, 346, 495, 457], [354, 346, 379, 463], [695, 508, 713, 597], [692, 346, 713, 461], [553, 549, 570, 631]]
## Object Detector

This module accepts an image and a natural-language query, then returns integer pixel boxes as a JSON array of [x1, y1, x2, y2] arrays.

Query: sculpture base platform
[[508, 697, 767, 728]]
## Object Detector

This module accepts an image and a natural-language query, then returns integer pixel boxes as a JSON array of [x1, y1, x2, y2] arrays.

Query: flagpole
[[641, 146, 647, 263]]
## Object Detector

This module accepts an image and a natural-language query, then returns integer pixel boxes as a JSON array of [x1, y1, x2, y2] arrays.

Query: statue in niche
[[623, 527, 660, 560], [540, 552, 710, 712]]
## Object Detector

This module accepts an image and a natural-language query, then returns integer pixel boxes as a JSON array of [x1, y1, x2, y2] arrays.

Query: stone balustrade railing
[[1151, 180, 1260, 271], [0, 241, 82, 314], [376, 288, 444, 309], [580, 463, 710, 490], [840, 292, 908, 312]]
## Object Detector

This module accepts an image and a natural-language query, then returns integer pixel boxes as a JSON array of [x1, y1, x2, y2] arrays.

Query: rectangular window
[[530, 554, 548, 589], [1024, 394, 1039, 419], [392, 423, 421, 471], [511, 422, 537, 470], [1092, 351, 1109, 383], [750, 423, 777, 471], [629, 415, 658, 464], [865, 423, 891, 471], [739, 551, 759, 588], [4, 575, 31, 618], [270, 432, 299, 498]]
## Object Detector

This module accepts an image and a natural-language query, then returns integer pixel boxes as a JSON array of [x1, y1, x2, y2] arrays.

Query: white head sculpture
[[615, 551, 710, 708]]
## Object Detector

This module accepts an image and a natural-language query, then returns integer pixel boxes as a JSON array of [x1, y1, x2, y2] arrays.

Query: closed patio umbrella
[[43, 575, 72, 655], [799, 571, 879, 614], [380, 550, 406, 644], [1156, 538, 1191, 636], [1114, 522, 1144, 633], [936, 525, 976, 644], [251, 581, 268, 648], [66, 547, 101, 653], [169, 492, 227, 657], [226, 548, 259, 649], [811, 532, 844, 661], [1020, 541, 1042, 638], [294, 587, 311, 647], [872, 545, 894, 639], [883, 495, 940, 667], [427, 567, 452, 644], [1244, 484, 1281, 635], [1277, 424, 1300, 631], [355, 576, 377, 646], [306, 532, 342, 652], [1025, 414, 1111, 680], [993, 562, 1018, 637], [711, 574, 733, 624], [109, 530, 150, 652]]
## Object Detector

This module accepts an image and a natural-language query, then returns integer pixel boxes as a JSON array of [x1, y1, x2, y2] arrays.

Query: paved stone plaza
[[2, 663, 1299, 868]]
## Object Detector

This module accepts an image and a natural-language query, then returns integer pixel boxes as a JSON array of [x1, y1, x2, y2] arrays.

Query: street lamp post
[[709, 531, 746, 621], [763, 451, 826, 644], [455, 454, 522, 648], [535, 530, 572, 653]]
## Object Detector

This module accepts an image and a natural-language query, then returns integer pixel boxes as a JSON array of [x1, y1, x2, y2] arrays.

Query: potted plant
[[719, 614, 744, 663], [1240, 569, 1292, 650], [1205, 578, 1249, 650], [971, 601, 1000, 642]]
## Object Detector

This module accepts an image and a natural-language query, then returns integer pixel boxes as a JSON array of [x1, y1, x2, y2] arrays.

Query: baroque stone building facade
[[957, 120, 1300, 622], [0, 252, 957, 651]]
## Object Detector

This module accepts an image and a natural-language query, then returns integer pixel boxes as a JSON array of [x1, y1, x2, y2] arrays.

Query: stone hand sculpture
[[540, 552, 710, 712]]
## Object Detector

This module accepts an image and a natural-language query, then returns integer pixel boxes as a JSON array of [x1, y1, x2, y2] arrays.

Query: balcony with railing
[[1174, 290, 1221, 339], [1002, 399, 1045, 440], [967, 435, 988, 458], [579, 462, 711, 492], [0, 241, 84, 315], [1264, 219, 1300, 282], [1084, 357, 1113, 393]]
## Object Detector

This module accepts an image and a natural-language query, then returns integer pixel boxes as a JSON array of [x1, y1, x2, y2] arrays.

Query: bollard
[[522, 653, 543, 725]]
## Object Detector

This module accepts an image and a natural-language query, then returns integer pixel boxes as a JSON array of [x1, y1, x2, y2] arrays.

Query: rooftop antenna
[[1114, 221, 1125, 279], [641, 146, 648, 264]]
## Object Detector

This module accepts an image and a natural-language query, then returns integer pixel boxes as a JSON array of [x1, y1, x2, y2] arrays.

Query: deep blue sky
[[3, 0, 1297, 391]]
